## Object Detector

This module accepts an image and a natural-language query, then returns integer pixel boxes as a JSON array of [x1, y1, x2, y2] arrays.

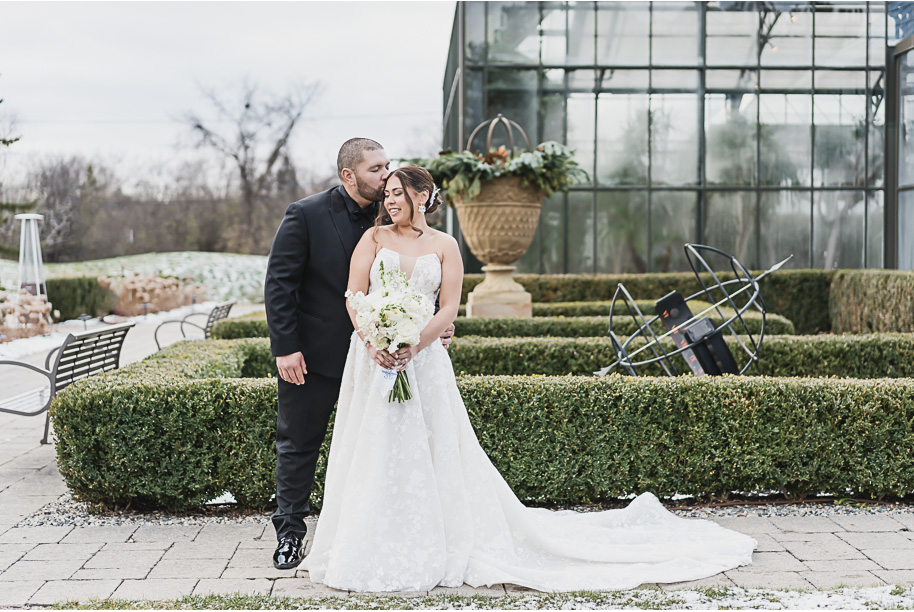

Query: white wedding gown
[[303, 247, 756, 592]]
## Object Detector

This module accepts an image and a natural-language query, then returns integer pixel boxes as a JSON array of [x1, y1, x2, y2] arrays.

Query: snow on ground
[[0, 301, 222, 359], [1, 252, 268, 302], [472, 585, 914, 610], [0, 258, 17, 290], [321, 586, 914, 610]]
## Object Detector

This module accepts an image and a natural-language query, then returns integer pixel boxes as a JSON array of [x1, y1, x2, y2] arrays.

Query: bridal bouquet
[[345, 261, 434, 402]]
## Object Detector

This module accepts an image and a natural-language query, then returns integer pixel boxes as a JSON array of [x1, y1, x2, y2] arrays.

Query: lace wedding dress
[[302, 247, 756, 592]]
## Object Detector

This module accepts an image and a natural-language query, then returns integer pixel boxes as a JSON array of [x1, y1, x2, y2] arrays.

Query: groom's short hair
[[337, 138, 384, 177]]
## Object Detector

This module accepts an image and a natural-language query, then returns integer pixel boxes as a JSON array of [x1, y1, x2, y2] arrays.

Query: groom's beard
[[355, 174, 384, 203]]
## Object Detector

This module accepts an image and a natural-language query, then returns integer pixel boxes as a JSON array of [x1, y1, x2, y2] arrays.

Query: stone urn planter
[[452, 176, 545, 318], [419, 114, 588, 318]]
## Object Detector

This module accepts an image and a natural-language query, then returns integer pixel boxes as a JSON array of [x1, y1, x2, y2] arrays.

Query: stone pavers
[[29, 579, 121, 605], [193, 578, 272, 596], [3, 309, 914, 605], [270, 576, 348, 599], [111, 578, 198, 601], [0, 580, 44, 606], [61, 525, 137, 544]]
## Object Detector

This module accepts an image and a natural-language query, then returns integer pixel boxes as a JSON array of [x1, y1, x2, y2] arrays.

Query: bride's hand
[[393, 345, 420, 371], [367, 345, 398, 369]]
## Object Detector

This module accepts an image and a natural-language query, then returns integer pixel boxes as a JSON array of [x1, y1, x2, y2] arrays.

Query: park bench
[[0, 322, 135, 444], [153, 300, 235, 350]]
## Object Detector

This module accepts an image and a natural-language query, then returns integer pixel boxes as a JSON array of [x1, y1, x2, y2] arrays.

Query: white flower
[[346, 262, 434, 355]]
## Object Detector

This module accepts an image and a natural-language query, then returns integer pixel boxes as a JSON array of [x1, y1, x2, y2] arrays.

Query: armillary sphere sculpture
[[595, 244, 793, 377]]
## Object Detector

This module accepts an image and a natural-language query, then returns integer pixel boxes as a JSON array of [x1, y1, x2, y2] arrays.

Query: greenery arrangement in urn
[[414, 141, 589, 204]]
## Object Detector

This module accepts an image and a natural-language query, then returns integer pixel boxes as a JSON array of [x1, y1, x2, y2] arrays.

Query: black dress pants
[[272, 371, 342, 541]]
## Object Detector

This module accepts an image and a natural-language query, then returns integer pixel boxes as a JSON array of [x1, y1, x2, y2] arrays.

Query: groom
[[264, 138, 453, 570]]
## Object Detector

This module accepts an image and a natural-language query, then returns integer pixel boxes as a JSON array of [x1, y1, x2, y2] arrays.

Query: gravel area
[[671, 499, 914, 519], [16, 492, 272, 528], [16, 491, 914, 528], [566, 493, 914, 519]]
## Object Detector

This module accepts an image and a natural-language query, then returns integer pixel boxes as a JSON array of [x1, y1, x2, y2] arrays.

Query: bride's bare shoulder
[[369, 225, 394, 248], [429, 229, 459, 256]]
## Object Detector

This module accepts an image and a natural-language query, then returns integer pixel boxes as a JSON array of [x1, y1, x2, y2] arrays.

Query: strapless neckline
[[377, 246, 441, 262]]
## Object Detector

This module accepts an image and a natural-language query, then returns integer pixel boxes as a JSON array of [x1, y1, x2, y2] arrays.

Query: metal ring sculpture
[[595, 244, 793, 377], [465, 113, 533, 155]]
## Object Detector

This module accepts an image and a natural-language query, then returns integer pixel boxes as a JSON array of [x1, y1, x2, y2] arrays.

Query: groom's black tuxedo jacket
[[265, 185, 375, 378]]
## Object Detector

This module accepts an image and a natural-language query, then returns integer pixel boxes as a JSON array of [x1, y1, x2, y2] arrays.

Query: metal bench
[[153, 300, 235, 350], [0, 322, 135, 444]]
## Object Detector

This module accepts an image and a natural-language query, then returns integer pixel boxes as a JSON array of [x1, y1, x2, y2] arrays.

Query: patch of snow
[[0, 300, 223, 359], [494, 585, 913, 610], [3, 252, 268, 302]]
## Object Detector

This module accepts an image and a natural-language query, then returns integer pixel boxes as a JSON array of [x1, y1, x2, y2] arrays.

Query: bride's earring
[[418, 201, 427, 214]]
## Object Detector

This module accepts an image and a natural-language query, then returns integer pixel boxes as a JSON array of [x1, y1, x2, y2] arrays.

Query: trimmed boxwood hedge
[[52, 336, 914, 510], [830, 270, 914, 334], [213, 310, 794, 341], [453, 312, 794, 338], [52, 340, 278, 510], [461, 269, 914, 336], [210, 315, 271, 341], [448, 333, 914, 378], [211, 268, 914, 338], [459, 299, 787, 319], [463, 270, 832, 334], [46, 277, 117, 321]]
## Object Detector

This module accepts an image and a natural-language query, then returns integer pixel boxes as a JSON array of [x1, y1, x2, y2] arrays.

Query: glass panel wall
[[447, 1, 887, 273], [898, 46, 914, 269]]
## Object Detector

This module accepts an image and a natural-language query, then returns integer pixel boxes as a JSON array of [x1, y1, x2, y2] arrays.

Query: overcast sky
[[0, 1, 457, 187]]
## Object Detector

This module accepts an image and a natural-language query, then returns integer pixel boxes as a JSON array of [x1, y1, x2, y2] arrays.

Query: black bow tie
[[350, 203, 377, 222]]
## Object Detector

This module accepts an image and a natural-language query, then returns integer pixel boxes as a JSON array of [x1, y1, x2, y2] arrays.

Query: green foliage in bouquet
[[411, 142, 589, 203]]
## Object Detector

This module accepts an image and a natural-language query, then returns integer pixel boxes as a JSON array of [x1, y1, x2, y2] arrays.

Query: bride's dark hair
[[374, 165, 443, 237]]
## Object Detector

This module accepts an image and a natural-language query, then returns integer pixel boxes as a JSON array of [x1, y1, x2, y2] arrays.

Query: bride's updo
[[377, 165, 443, 235]]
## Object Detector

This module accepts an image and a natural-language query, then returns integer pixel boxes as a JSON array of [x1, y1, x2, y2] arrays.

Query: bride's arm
[[411, 235, 463, 354], [347, 230, 398, 369]]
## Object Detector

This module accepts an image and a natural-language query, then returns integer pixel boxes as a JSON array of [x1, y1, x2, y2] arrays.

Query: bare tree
[[184, 79, 321, 253], [0, 93, 37, 258], [26, 156, 84, 261]]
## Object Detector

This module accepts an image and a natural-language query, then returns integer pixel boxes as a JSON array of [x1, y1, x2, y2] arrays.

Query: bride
[[302, 165, 756, 592]]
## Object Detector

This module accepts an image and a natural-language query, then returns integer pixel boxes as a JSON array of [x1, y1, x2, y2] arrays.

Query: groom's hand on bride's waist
[[276, 352, 307, 385], [439, 324, 455, 350]]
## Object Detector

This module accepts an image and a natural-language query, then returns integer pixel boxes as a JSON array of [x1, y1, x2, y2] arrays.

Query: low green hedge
[[830, 270, 914, 334], [463, 270, 832, 334], [53, 340, 278, 510], [52, 337, 914, 509], [448, 333, 914, 378], [213, 310, 794, 341], [210, 316, 271, 341], [459, 299, 763, 318], [454, 312, 794, 338], [462, 268, 914, 336], [212, 268, 914, 338], [46, 277, 117, 321], [213, 327, 912, 378]]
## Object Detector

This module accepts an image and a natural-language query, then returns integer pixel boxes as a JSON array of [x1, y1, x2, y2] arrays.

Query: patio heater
[[15, 214, 47, 299]]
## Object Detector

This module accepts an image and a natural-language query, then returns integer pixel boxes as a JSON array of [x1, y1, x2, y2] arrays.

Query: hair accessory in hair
[[421, 185, 439, 214]]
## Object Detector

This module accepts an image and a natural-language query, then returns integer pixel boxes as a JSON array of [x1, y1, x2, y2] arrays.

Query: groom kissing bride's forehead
[[264, 137, 453, 571]]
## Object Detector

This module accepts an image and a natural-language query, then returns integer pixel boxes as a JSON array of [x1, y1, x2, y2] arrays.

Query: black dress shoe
[[273, 533, 305, 569]]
